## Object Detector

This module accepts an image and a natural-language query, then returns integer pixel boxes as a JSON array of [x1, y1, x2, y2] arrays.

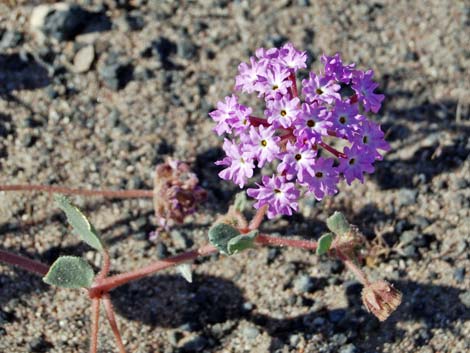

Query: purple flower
[[256, 64, 292, 99], [352, 70, 384, 113], [278, 42, 307, 71], [302, 72, 341, 104], [209, 95, 239, 136], [338, 144, 375, 184], [235, 57, 267, 94], [216, 139, 255, 188], [321, 53, 355, 83], [277, 142, 318, 182], [229, 103, 253, 136], [247, 175, 300, 219], [328, 100, 363, 139], [293, 102, 332, 144], [265, 96, 301, 128], [303, 157, 339, 200], [352, 120, 390, 160], [243, 125, 280, 167]]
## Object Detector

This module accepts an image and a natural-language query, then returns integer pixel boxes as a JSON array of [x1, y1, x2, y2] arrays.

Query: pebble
[[319, 259, 345, 275], [339, 343, 358, 353], [99, 60, 133, 90], [0, 30, 23, 49], [293, 274, 316, 293], [170, 230, 193, 249], [396, 188, 418, 207], [180, 335, 208, 352], [459, 291, 470, 308], [242, 325, 260, 339], [454, 267, 466, 283], [73, 45, 95, 73]]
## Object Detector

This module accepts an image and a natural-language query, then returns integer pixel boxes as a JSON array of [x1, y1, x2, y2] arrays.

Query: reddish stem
[[0, 249, 49, 276], [0, 184, 153, 198], [318, 142, 347, 159], [89, 244, 218, 296], [336, 250, 370, 286], [103, 294, 127, 353], [248, 205, 267, 231], [327, 129, 348, 140], [89, 298, 101, 353], [256, 234, 318, 250], [289, 72, 299, 98], [96, 250, 111, 281], [248, 116, 271, 127]]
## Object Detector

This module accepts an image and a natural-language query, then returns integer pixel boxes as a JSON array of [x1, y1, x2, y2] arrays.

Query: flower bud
[[361, 280, 402, 321]]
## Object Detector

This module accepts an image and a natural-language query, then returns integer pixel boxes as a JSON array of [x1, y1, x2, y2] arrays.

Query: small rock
[[170, 230, 193, 249], [0, 30, 23, 49], [459, 291, 470, 308], [243, 325, 260, 339], [319, 259, 345, 275], [177, 33, 197, 60], [28, 335, 52, 353], [294, 274, 315, 293], [22, 133, 37, 148], [73, 45, 95, 73], [289, 334, 301, 347], [454, 268, 465, 283], [339, 343, 358, 353], [242, 302, 254, 312], [180, 335, 208, 352], [99, 60, 133, 90], [396, 188, 418, 207]]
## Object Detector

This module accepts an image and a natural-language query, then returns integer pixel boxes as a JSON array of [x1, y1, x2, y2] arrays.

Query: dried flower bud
[[153, 158, 207, 231], [361, 280, 402, 321]]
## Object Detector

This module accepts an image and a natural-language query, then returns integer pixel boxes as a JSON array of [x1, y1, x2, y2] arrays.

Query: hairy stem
[[96, 250, 111, 281], [89, 298, 101, 353], [256, 234, 318, 250], [337, 250, 370, 286], [0, 184, 153, 198], [0, 249, 49, 276], [89, 245, 218, 296], [103, 294, 127, 353], [248, 205, 268, 231]]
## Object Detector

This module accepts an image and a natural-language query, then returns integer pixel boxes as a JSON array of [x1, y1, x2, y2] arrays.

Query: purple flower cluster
[[210, 43, 389, 219]]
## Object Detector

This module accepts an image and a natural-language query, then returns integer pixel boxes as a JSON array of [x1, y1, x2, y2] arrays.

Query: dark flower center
[[261, 139, 267, 147], [339, 116, 347, 124], [315, 171, 323, 178], [280, 110, 287, 117], [272, 84, 279, 90], [363, 136, 369, 144], [274, 188, 281, 193], [349, 158, 356, 165], [295, 154, 302, 161], [307, 119, 315, 127], [316, 88, 323, 95]]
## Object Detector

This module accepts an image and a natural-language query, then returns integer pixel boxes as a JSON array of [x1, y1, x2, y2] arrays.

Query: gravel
[[0, 1, 469, 353]]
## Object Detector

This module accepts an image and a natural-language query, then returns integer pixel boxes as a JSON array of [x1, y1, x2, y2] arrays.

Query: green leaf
[[233, 192, 248, 212], [43, 256, 95, 288], [316, 233, 334, 255], [208, 223, 241, 255], [227, 230, 258, 255], [326, 211, 350, 236], [55, 195, 105, 252]]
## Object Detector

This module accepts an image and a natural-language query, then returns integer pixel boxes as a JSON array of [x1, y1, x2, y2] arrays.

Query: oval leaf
[[227, 230, 258, 255], [208, 223, 241, 255], [43, 256, 95, 288], [233, 192, 248, 212], [55, 195, 105, 251], [316, 233, 334, 255], [326, 211, 350, 236]]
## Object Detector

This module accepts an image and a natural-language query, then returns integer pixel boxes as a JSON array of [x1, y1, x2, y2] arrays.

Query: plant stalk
[[0, 249, 49, 276]]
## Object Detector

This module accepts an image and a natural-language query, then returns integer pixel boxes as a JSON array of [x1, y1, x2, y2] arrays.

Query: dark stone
[[177, 31, 197, 60], [28, 336, 53, 352], [42, 5, 88, 41], [156, 242, 169, 259], [266, 247, 281, 264], [181, 335, 208, 352], [152, 37, 177, 68], [99, 60, 133, 90], [170, 230, 193, 249], [22, 133, 37, 148], [328, 309, 347, 323]]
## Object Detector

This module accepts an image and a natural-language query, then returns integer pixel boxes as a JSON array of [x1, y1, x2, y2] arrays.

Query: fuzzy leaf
[[316, 233, 334, 255], [326, 211, 350, 236], [233, 192, 248, 212], [55, 195, 105, 251], [227, 230, 258, 255], [177, 263, 193, 283], [208, 223, 241, 255], [43, 256, 95, 288]]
